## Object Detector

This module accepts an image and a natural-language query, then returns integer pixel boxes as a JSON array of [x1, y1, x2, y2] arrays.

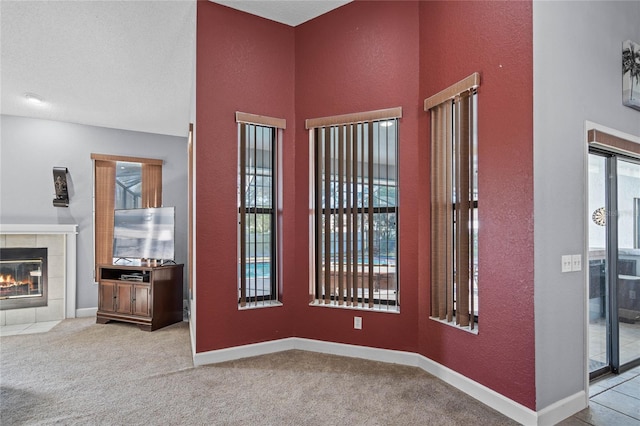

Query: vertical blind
[[94, 159, 116, 277], [141, 163, 163, 208], [306, 107, 401, 310], [425, 73, 479, 329], [236, 112, 285, 307]]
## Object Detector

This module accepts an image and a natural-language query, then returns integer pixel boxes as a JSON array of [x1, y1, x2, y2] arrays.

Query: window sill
[[310, 300, 399, 314], [430, 316, 478, 334], [238, 300, 283, 311]]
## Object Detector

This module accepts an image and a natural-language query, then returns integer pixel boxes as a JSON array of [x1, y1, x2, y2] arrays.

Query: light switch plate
[[354, 316, 362, 330], [571, 254, 582, 272], [562, 255, 572, 273]]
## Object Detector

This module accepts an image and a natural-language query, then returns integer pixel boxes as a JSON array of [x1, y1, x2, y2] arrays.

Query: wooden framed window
[[306, 107, 401, 310], [424, 73, 480, 330], [236, 112, 285, 308], [91, 153, 163, 277]]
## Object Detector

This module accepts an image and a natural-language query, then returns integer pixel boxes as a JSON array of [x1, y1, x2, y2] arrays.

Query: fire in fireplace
[[0, 247, 48, 310]]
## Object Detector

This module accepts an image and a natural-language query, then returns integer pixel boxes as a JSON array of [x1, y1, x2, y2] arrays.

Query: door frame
[[585, 121, 640, 382]]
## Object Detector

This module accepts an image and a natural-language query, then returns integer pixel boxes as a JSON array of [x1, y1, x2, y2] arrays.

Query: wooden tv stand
[[96, 263, 183, 331]]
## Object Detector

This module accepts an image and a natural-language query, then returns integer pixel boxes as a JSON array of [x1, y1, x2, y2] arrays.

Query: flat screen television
[[112, 207, 175, 263]]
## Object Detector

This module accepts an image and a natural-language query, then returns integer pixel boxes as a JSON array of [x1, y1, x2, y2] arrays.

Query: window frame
[[91, 153, 163, 280], [424, 73, 480, 331], [236, 112, 285, 308], [306, 108, 402, 311]]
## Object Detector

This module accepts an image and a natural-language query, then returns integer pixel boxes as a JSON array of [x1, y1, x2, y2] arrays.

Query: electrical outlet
[[571, 254, 582, 272], [354, 316, 362, 330], [630, 290, 636, 300], [561, 255, 572, 273]]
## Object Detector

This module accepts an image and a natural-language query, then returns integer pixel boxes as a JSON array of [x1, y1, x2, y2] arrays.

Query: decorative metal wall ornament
[[53, 167, 69, 207], [592, 207, 606, 226]]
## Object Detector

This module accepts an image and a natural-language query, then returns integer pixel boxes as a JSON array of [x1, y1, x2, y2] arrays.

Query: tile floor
[[561, 365, 640, 425], [0, 320, 61, 337]]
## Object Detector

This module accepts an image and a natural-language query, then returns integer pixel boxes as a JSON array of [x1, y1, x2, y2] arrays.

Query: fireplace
[[0, 224, 77, 326], [0, 248, 48, 310]]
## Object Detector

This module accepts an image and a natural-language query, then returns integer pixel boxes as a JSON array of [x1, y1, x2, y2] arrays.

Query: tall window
[[307, 108, 401, 310], [237, 112, 285, 307], [425, 73, 479, 330], [91, 153, 162, 277]]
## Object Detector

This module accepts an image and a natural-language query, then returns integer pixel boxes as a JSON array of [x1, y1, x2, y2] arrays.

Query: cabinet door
[[115, 283, 133, 314], [98, 281, 117, 312], [132, 284, 150, 317]]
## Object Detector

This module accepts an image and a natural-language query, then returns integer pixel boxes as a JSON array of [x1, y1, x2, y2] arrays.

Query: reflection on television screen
[[113, 207, 175, 261]]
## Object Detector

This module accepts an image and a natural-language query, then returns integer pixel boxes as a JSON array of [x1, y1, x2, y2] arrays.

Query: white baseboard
[[189, 314, 196, 358], [294, 337, 421, 366], [75, 307, 97, 318], [193, 338, 297, 365], [193, 337, 583, 425], [536, 390, 587, 426], [415, 355, 538, 425]]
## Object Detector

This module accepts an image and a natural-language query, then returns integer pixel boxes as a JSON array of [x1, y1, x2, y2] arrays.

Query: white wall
[[534, 0, 640, 411], [0, 115, 189, 309]]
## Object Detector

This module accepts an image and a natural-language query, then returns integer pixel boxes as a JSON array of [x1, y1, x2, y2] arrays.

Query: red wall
[[196, 0, 535, 410], [195, 1, 296, 351], [418, 1, 535, 409], [293, 1, 421, 352]]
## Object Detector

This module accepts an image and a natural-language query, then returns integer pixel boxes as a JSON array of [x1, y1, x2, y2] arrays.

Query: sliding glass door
[[617, 158, 640, 367], [588, 153, 608, 374], [588, 152, 640, 378]]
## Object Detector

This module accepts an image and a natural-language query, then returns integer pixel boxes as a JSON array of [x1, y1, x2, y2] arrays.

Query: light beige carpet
[[1, 318, 517, 425]]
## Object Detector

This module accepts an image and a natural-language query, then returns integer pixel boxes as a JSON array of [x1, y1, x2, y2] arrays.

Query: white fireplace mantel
[[1, 224, 78, 234], [0, 223, 78, 318]]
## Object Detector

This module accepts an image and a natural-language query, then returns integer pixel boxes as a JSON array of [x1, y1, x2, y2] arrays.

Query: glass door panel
[[617, 158, 640, 366], [588, 154, 609, 374]]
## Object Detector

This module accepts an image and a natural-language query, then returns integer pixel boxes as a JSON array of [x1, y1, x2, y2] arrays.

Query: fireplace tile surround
[[0, 224, 77, 326]]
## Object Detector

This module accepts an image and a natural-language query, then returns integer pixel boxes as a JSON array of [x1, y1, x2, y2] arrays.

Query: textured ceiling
[[0, 1, 349, 137], [211, 0, 351, 26], [1, 0, 195, 137]]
